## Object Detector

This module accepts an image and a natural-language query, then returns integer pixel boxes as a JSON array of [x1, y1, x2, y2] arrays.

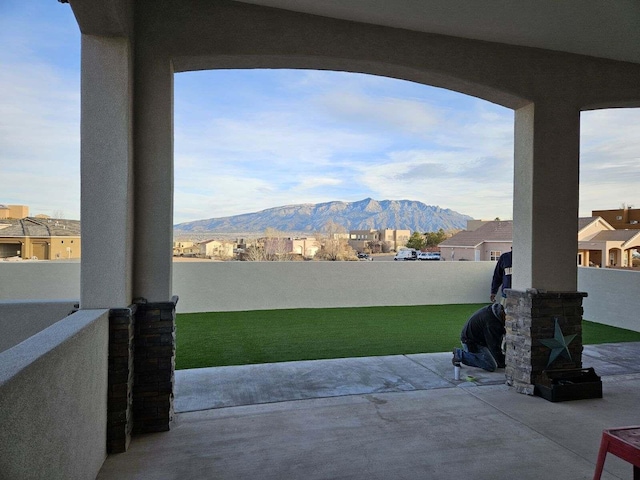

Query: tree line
[[404, 229, 449, 251]]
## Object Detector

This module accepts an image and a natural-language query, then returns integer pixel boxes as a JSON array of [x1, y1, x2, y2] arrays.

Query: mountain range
[[173, 198, 473, 234]]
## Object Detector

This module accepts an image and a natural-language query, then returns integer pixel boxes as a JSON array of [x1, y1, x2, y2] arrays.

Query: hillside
[[173, 198, 473, 234]]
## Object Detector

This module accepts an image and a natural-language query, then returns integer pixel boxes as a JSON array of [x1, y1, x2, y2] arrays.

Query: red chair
[[593, 426, 640, 480]]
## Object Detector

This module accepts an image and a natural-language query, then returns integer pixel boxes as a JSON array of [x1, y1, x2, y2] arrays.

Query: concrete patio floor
[[98, 342, 640, 480]]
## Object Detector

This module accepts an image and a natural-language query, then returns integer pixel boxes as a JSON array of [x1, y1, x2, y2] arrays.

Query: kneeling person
[[453, 303, 506, 372]]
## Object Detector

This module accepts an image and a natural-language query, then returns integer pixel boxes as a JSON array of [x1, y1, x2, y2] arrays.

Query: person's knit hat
[[491, 302, 505, 320]]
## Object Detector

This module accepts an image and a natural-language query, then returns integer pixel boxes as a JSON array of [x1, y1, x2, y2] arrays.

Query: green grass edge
[[175, 304, 640, 370]]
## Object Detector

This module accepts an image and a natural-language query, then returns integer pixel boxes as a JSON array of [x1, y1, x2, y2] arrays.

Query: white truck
[[393, 249, 417, 261]]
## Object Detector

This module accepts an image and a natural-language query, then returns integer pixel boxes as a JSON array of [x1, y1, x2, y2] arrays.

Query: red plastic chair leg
[[593, 435, 609, 480]]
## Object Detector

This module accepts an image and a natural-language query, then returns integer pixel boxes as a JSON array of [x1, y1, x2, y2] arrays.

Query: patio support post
[[513, 101, 581, 293], [132, 40, 175, 431], [80, 35, 134, 309], [133, 54, 174, 303], [80, 34, 137, 453], [507, 101, 587, 394]]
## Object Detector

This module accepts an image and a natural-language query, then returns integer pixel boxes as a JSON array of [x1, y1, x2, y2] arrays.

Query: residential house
[[287, 237, 319, 258], [348, 228, 410, 253], [440, 218, 640, 268], [438, 221, 513, 261], [578, 217, 640, 268], [0, 217, 81, 260], [172, 241, 194, 256], [592, 208, 640, 230], [199, 239, 235, 259], [262, 236, 319, 258]]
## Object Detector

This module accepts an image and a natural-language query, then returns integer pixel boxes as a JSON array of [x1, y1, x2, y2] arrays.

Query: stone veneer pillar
[[107, 305, 136, 454], [132, 296, 178, 434], [505, 289, 588, 395]]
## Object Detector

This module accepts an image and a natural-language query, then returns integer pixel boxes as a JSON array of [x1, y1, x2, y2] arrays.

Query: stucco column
[[80, 35, 134, 309], [513, 101, 581, 292], [133, 53, 174, 302]]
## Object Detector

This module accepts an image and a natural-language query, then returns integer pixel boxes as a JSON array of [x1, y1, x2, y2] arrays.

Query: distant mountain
[[174, 199, 473, 234]]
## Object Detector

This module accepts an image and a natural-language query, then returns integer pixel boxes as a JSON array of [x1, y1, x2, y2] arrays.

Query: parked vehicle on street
[[357, 252, 373, 261], [394, 249, 417, 261]]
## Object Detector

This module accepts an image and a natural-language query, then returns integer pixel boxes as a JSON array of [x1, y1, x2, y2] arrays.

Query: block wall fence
[[0, 261, 638, 331]]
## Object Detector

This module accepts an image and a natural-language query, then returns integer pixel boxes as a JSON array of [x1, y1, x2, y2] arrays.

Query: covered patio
[[2, 1, 640, 478], [97, 343, 640, 479]]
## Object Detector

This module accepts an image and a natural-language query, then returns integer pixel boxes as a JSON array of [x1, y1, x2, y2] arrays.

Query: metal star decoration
[[539, 318, 577, 368]]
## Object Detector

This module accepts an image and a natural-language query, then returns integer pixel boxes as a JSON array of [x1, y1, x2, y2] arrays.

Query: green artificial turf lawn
[[175, 304, 640, 370]]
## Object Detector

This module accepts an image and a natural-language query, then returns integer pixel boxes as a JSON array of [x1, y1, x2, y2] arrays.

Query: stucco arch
[[62, 0, 640, 449], [137, 0, 640, 111], [76, 0, 640, 307]]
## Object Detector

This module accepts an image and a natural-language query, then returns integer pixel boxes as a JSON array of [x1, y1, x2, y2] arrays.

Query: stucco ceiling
[[235, 0, 640, 65]]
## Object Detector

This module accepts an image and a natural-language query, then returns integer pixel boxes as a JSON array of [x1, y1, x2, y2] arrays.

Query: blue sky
[[2, 0, 639, 225]]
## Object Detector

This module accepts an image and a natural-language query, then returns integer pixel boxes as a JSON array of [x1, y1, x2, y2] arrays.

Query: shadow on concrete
[[98, 342, 640, 480]]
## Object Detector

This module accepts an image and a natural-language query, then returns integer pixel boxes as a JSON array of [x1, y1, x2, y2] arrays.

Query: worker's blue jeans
[[458, 343, 498, 372]]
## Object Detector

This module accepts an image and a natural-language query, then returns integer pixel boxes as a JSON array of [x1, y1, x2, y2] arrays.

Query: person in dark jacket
[[452, 303, 506, 372], [490, 249, 512, 304]]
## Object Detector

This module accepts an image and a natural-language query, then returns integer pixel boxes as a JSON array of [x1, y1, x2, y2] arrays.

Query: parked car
[[418, 252, 441, 261], [394, 249, 417, 261], [357, 252, 373, 261]]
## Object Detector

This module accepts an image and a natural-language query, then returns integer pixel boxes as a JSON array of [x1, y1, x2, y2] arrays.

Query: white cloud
[[579, 109, 640, 215], [315, 90, 440, 138], [3, 2, 639, 226], [0, 60, 80, 218], [172, 70, 518, 221], [356, 150, 514, 220], [296, 177, 343, 189]]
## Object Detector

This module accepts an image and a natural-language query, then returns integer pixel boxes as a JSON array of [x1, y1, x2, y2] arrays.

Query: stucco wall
[[1, 261, 638, 331], [579, 266, 640, 331], [0, 309, 109, 480], [0, 299, 78, 353], [0, 261, 81, 300], [172, 261, 494, 312]]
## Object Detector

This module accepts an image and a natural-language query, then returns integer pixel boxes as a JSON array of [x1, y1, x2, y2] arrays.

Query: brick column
[[133, 296, 178, 434], [505, 289, 587, 395], [107, 305, 136, 453]]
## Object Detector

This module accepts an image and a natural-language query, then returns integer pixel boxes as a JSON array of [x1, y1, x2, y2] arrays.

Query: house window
[[490, 251, 501, 261]]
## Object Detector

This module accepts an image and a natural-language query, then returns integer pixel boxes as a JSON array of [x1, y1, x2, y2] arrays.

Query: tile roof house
[[438, 221, 513, 261], [440, 217, 640, 268], [0, 217, 81, 260], [578, 217, 640, 268]]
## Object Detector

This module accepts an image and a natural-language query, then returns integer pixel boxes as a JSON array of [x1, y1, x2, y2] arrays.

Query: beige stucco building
[[0, 204, 29, 220], [440, 218, 640, 268], [287, 237, 319, 257], [199, 239, 235, 259], [349, 228, 410, 253], [592, 208, 640, 230], [578, 217, 640, 268], [172, 241, 194, 256], [0, 217, 82, 260]]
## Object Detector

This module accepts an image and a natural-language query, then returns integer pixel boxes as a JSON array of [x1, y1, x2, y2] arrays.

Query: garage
[[0, 242, 21, 258]]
